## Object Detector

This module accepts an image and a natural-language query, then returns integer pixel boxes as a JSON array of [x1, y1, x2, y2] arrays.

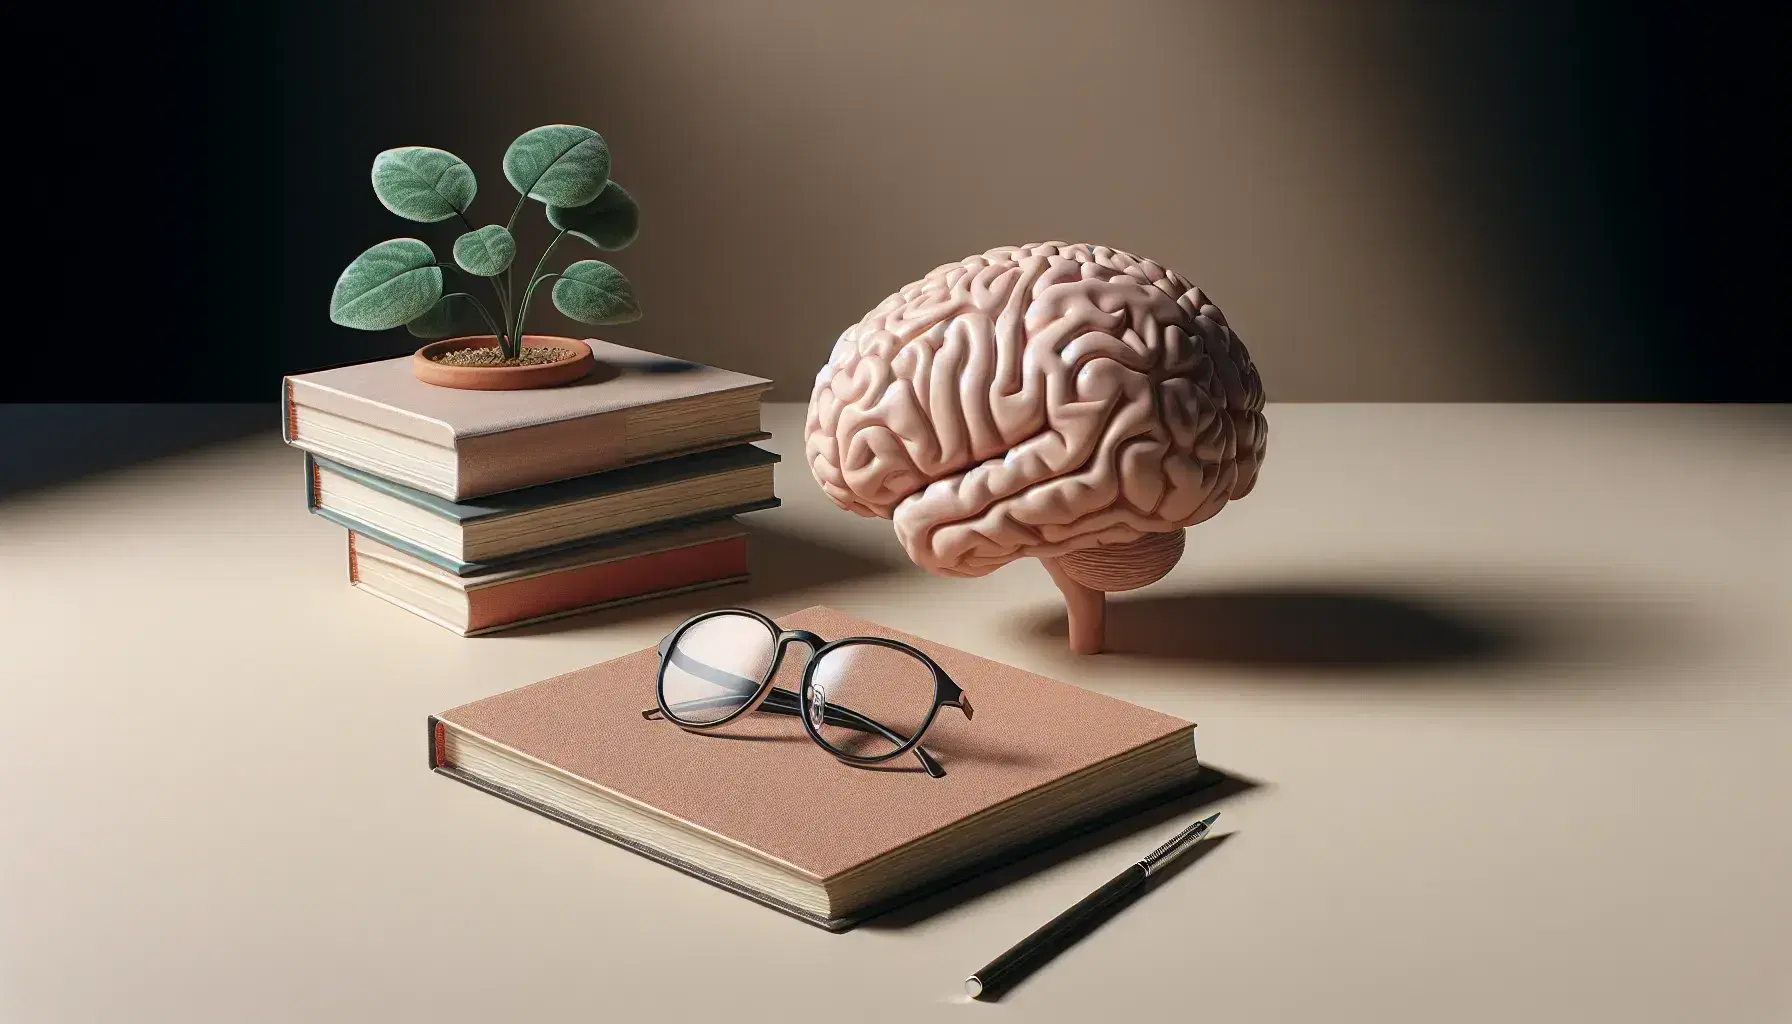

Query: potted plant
[[328, 124, 642, 390]]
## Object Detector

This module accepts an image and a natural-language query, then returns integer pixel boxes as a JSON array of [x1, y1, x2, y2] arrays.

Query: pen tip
[[1198, 812, 1220, 827]]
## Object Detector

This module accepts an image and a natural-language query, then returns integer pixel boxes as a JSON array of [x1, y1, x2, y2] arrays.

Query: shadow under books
[[861, 765, 1259, 931], [1019, 577, 1698, 677]]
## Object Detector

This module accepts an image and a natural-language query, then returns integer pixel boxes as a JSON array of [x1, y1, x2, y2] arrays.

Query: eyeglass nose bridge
[[767, 629, 825, 681], [775, 629, 826, 653]]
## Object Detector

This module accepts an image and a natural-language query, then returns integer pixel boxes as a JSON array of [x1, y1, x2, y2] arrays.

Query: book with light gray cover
[[282, 340, 771, 500]]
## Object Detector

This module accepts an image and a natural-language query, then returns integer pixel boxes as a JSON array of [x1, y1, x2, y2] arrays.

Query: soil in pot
[[412, 335, 599, 391], [428, 346, 571, 368]]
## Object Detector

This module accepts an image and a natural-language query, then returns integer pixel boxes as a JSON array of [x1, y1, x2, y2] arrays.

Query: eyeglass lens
[[806, 641, 936, 758], [660, 613, 776, 725]]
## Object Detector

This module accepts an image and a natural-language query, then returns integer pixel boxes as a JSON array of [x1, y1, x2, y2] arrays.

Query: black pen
[[964, 812, 1221, 1000]]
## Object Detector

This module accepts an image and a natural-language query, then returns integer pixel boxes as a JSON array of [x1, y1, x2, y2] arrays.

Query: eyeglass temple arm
[[755, 687, 947, 778], [641, 688, 849, 724], [639, 687, 923, 745], [643, 646, 948, 778]]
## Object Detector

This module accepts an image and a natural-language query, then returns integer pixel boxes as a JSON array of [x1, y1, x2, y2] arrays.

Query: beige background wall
[[538, 2, 1537, 400], [274, 1, 1565, 401]]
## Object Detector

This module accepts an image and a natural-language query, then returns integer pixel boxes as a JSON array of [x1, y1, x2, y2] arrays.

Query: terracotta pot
[[411, 335, 596, 390]]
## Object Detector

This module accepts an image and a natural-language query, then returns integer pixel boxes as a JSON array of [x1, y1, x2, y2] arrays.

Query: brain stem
[[1041, 529, 1187, 655], [1041, 557, 1108, 655]]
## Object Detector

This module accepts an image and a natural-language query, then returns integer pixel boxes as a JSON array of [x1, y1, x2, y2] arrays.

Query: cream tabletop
[[3, 403, 1788, 1024]]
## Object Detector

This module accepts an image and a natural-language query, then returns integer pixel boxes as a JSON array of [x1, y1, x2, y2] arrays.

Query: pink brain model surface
[[805, 242, 1268, 653]]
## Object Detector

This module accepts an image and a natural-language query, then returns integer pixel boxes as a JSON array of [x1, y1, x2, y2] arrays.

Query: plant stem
[[502, 137, 588, 352], [438, 291, 504, 344], [502, 202, 529, 354], [488, 276, 512, 352], [448, 211, 517, 353], [504, 265, 515, 354], [431, 269, 508, 349], [514, 273, 561, 351], [510, 229, 568, 354]]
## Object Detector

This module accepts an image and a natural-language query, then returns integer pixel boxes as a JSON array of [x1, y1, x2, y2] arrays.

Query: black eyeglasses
[[641, 608, 974, 778]]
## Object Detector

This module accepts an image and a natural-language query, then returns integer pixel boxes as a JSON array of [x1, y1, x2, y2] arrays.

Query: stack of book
[[281, 340, 776, 635]]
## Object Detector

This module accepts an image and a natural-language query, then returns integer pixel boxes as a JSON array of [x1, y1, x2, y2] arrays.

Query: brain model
[[805, 242, 1267, 653]]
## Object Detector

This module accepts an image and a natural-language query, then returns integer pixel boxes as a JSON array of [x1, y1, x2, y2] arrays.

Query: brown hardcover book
[[283, 340, 772, 501], [430, 606, 1202, 929], [349, 521, 748, 636]]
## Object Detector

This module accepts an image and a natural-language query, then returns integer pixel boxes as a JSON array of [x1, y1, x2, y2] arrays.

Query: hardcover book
[[430, 606, 1203, 929], [307, 445, 778, 576], [282, 340, 772, 500], [350, 521, 748, 636]]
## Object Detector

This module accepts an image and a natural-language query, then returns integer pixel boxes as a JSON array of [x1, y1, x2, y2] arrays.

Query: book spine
[[428, 716, 447, 769], [347, 531, 360, 584], [305, 453, 322, 512], [282, 379, 298, 443]]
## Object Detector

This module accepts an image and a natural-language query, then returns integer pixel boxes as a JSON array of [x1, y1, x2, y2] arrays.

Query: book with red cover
[[349, 521, 748, 636]]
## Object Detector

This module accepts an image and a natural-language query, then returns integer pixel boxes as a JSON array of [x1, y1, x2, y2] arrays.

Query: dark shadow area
[[0, 404, 275, 501], [1346, 2, 1782, 401], [630, 357, 702, 375], [580, 358, 622, 387], [967, 832, 1235, 1002], [1020, 578, 1702, 677], [25, 1, 1782, 403], [855, 760, 928, 776], [502, 520, 897, 637], [1030, 587, 1511, 668], [861, 765, 1259, 930], [1734, 404, 1792, 431]]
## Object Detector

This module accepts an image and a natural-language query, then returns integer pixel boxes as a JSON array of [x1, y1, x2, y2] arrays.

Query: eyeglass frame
[[640, 607, 974, 778]]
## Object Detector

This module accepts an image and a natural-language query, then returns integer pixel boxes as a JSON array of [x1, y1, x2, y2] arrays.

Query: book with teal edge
[[304, 445, 779, 576]]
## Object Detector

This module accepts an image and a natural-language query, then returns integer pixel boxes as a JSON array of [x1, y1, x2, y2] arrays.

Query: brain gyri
[[804, 242, 1267, 579]]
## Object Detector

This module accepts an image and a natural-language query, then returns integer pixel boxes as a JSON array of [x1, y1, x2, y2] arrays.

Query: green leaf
[[452, 225, 515, 276], [329, 239, 444, 330], [552, 260, 640, 324], [370, 147, 476, 223], [406, 293, 483, 339], [503, 125, 610, 207], [547, 182, 640, 250]]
